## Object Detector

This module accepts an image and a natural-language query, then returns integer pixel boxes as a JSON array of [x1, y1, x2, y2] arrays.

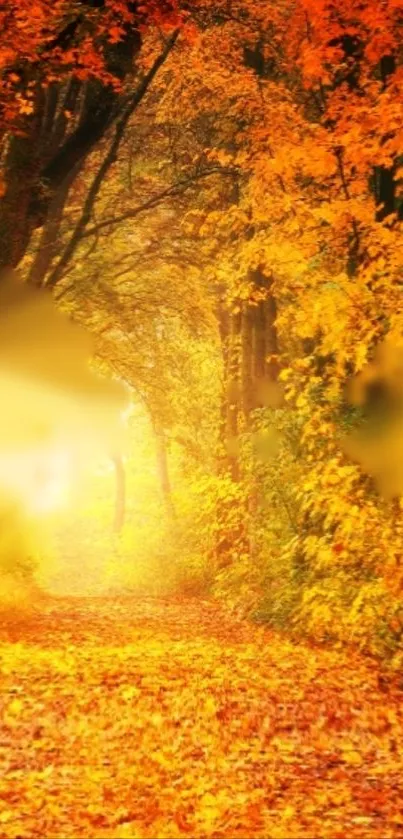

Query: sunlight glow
[[0, 443, 74, 515], [0, 276, 130, 517]]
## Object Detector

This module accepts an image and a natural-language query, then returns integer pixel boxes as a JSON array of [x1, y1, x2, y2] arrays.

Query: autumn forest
[[1, 1, 403, 836]]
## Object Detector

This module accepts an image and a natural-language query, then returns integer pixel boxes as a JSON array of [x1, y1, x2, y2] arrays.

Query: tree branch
[[81, 166, 237, 239], [45, 29, 180, 289]]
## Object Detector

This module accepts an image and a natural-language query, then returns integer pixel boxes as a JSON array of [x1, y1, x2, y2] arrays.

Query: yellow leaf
[[204, 696, 218, 715], [115, 823, 144, 838], [7, 697, 23, 715], [122, 686, 140, 701], [342, 749, 362, 766], [200, 792, 217, 808]]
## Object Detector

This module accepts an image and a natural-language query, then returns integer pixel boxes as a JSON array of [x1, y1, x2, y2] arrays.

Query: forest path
[[1, 596, 403, 838]]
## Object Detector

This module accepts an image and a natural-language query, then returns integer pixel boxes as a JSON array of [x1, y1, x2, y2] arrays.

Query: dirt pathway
[[1, 596, 403, 838]]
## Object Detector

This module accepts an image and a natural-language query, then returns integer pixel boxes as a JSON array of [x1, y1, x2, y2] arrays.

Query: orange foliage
[[0, 0, 182, 131], [2, 2, 403, 832], [1, 597, 403, 838], [150, 0, 403, 654]]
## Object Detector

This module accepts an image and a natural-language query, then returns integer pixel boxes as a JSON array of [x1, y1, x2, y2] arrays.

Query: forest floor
[[1, 596, 403, 839]]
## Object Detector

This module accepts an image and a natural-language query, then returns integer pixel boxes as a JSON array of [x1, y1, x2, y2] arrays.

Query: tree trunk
[[154, 424, 175, 519], [249, 267, 283, 407], [216, 295, 230, 464], [374, 54, 402, 222], [227, 307, 242, 481], [253, 299, 266, 385], [26, 166, 81, 287], [264, 293, 280, 381], [0, 115, 45, 268], [241, 302, 254, 420], [112, 454, 126, 533], [0, 23, 143, 276]]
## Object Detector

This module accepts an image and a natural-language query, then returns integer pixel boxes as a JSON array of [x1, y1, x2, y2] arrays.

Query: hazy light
[[0, 273, 130, 513], [0, 442, 74, 513]]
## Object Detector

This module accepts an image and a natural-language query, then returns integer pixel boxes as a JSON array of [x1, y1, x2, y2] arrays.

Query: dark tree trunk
[[248, 267, 283, 407], [0, 121, 44, 268], [26, 165, 81, 287], [213, 268, 283, 570], [0, 22, 142, 275], [373, 54, 402, 222], [375, 164, 398, 222]]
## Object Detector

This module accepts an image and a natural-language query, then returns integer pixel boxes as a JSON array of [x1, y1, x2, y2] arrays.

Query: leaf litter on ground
[[0, 596, 403, 838]]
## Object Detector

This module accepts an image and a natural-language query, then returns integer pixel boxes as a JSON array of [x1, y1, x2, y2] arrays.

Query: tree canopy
[[2, 2, 403, 837], [1, 0, 403, 671]]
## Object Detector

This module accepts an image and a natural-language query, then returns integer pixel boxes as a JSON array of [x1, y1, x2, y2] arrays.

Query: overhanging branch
[[81, 166, 238, 239], [46, 28, 180, 289]]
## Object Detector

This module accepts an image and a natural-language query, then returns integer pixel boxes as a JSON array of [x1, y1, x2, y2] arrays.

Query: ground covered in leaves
[[1, 597, 403, 838]]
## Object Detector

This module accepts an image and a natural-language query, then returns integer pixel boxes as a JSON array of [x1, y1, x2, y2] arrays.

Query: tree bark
[[26, 165, 81, 287]]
